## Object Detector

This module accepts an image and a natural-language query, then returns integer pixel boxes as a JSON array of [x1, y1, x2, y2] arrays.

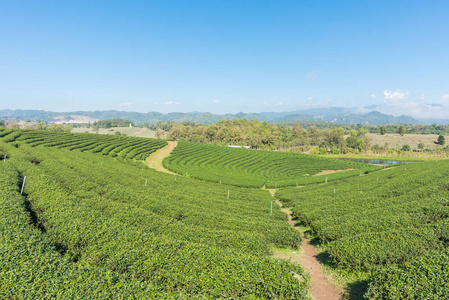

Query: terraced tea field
[[164, 141, 381, 188], [0, 129, 309, 299], [0, 128, 167, 160], [277, 159, 449, 298], [2, 128, 448, 299]]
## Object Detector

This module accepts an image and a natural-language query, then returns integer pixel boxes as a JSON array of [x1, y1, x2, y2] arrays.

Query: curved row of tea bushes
[[0, 137, 310, 299], [277, 159, 449, 298], [0, 150, 194, 299], [164, 141, 379, 188], [0, 129, 167, 161]]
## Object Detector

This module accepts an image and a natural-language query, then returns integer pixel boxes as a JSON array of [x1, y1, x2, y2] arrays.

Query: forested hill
[[0, 108, 422, 125]]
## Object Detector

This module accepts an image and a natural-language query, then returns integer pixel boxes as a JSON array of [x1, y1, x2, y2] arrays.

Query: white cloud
[[153, 101, 181, 106], [371, 100, 449, 119], [275, 102, 284, 107], [383, 89, 409, 101], [263, 101, 270, 106], [212, 100, 223, 104], [440, 94, 449, 104], [370, 94, 376, 99], [307, 97, 313, 101], [118, 102, 133, 107]]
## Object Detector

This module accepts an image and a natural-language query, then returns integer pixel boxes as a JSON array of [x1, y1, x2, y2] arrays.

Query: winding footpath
[[145, 144, 342, 299], [269, 190, 343, 300], [144, 141, 178, 174]]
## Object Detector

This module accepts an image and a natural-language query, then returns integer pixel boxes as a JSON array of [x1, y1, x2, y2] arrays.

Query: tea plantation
[[0, 129, 309, 299], [163, 141, 380, 188], [277, 159, 449, 298], [2, 128, 448, 299]]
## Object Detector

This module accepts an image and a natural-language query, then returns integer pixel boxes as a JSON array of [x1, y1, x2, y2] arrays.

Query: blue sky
[[1, 0, 449, 118]]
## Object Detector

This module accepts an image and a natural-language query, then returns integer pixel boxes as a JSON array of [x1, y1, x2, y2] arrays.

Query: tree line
[[149, 119, 448, 155], [158, 119, 370, 153]]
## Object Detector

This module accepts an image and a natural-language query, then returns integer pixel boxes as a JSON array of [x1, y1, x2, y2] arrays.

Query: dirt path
[[313, 169, 353, 177], [271, 193, 343, 300], [134, 128, 145, 136], [143, 141, 178, 174]]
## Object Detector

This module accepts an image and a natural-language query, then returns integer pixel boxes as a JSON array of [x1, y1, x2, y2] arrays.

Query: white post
[[334, 188, 336, 194], [227, 190, 230, 199], [145, 179, 147, 186], [101, 162, 103, 167], [21, 176, 26, 195]]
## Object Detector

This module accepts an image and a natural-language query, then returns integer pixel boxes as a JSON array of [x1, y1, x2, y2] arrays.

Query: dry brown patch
[[143, 141, 178, 175], [313, 169, 353, 177]]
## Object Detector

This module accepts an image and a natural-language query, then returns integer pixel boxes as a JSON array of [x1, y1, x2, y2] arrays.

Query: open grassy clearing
[[72, 126, 157, 138], [366, 133, 447, 150]]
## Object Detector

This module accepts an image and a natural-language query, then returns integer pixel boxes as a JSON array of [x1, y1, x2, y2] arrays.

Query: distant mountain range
[[1, 108, 447, 126]]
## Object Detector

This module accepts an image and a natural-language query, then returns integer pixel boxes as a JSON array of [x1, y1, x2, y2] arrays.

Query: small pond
[[340, 158, 415, 165]]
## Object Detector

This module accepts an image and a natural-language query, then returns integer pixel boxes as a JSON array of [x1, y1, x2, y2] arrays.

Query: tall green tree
[[438, 135, 445, 145], [399, 125, 406, 136], [379, 126, 387, 135]]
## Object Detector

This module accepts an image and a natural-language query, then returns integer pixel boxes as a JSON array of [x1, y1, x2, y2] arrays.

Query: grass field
[[366, 133, 446, 150], [72, 126, 157, 138]]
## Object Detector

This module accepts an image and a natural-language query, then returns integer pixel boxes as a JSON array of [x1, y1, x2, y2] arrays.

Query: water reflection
[[340, 158, 414, 165]]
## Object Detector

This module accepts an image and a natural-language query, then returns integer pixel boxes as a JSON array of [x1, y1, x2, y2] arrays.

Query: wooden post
[[21, 176, 26, 195]]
